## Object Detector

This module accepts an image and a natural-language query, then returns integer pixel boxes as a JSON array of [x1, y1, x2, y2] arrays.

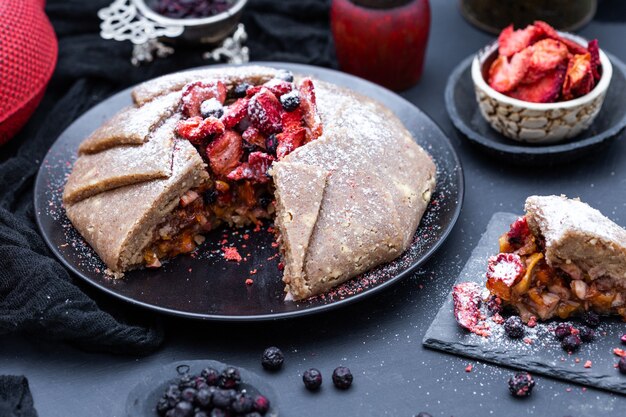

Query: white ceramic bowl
[[471, 32, 612, 144]]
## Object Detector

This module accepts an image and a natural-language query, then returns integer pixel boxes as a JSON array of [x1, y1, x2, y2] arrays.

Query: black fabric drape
[[0, 0, 332, 354]]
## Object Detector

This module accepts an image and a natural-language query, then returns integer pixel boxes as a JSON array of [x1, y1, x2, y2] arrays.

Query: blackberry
[[554, 323, 572, 340], [582, 311, 600, 328], [508, 372, 535, 397], [261, 346, 284, 371], [245, 413, 263, 417], [165, 384, 182, 401], [280, 91, 300, 112], [332, 366, 353, 390], [252, 394, 270, 413], [265, 134, 278, 155], [486, 295, 502, 315], [302, 368, 322, 390], [276, 70, 294, 82], [170, 401, 194, 417], [194, 412, 208, 417], [212, 389, 235, 409], [561, 334, 582, 352], [415, 413, 433, 417], [233, 82, 251, 98], [579, 326, 595, 342], [619, 357, 626, 374], [231, 393, 254, 414], [503, 316, 524, 339], [179, 374, 195, 390], [209, 409, 226, 417], [195, 387, 213, 408], [219, 367, 241, 389], [203, 190, 218, 206], [157, 397, 171, 416], [181, 387, 197, 403], [200, 98, 224, 119]]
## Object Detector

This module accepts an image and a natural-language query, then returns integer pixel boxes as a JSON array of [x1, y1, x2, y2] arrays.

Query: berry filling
[[143, 74, 323, 266]]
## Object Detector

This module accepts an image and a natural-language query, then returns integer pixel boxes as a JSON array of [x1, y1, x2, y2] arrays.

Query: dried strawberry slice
[[509, 64, 566, 103], [207, 130, 244, 177], [486, 253, 526, 301], [248, 88, 283, 135], [242, 126, 266, 149], [176, 116, 225, 144], [227, 151, 275, 183], [298, 78, 323, 141], [498, 24, 542, 57], [221, 98, 249, 129], [263, 79, 294, 97], [507, 216, 531, 244], [562, 53, 594, 100], [181, 81, 227, 117], [529, 39, 569, 72], [276, 128, 306, 159], [533, 20, 588, 56], [281, 106, 304, 133], [588, 39, 602, 81], [488, 47, 532, 93], [452, 282, 483, 332]]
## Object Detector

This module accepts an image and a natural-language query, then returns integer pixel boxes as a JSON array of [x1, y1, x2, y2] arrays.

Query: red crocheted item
[[0, 0, 58, 146]]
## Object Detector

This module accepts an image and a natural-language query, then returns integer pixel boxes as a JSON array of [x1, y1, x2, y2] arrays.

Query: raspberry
[[207, 131, 243, 177], [452, 282, 482, 332], [486, 253, 525, 300], [176, 116, 225, 144], [507, 216, 530, 244], [248, 88, 283, 135], [508, 372, 535, 397], [181, 81, 227, 117]]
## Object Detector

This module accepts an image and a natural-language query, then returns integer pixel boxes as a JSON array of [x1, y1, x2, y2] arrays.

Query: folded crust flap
[[271, 161, 329, 298], [63, 117, 179, 205]]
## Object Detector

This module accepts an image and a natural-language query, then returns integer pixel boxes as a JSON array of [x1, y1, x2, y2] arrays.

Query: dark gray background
[[2, 1, 625, 416]]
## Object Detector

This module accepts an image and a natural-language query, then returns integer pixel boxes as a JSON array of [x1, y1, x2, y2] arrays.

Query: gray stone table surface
[[2, 1, 626, 416]]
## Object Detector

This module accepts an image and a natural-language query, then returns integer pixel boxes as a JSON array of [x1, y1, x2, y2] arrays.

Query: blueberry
[[195, 387, 213, 408], [302, 368, 322, 390], [179, 375, 195, 390], [579, 326, 595, 342], [504, 316, 524, 339], [209, 409, 226, 417], [332, 366, 353, 389], [212, 389, 235, 409], [280, 90, 300, 112], [619, 357, 626, 374], [171, 401, 194, 417], [554, 323, 572, 340], [265, 134, 278, 155], [562, 334, 582, 352], [194, 412, 208, 417], [252, 394, 270, 414], [165, 384, 181, 401], [200, 98, 224, 119], [245, 413, 263, 417], [582, 311, 600, 328], [508, 372, 535, 397], [276, 70, 294, 82], [181, 388, 197, 403], [233, 82, 251, 98], [262, 346, 284, 371], [219, 367, 241, 389], [203, 189, 218, 206], [231, 393, 254, 414]]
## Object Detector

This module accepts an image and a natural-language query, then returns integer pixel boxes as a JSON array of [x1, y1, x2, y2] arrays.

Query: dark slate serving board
[[423, 212, 626, 395]]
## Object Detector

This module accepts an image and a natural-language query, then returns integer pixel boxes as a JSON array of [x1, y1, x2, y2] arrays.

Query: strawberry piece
[[248, 88, 283, 135], [221, 98, 249, 129], [488, 47, 532, 93], [242, 126, 266, 149], [245, 85, 263, 97], [530, 39, 569, 72], [509, 64, 566, 103], [263, 79, 294, 97], [276, 128, 306, 159], [207, 130, 243, 177], [498, 24, 542, 57], [298, 78, 323, 141], [452, 282, 482, 332], [227, 151, 275, 183], [588, 39, 602, 81], [507, 216, 531, 244], [562, 53, 594, 100], [176, 116, 225, 144], [534, 20, 588, 56], [281, 106, 304, 133], [181, 81, 227, 117], [486, 253, 526, 301]]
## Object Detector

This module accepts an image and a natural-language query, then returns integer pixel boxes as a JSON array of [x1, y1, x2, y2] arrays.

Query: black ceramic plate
[[446, 54, 626, 165], [125, 360, 279, 417], [423, 212, 626, 395], [34, 62, 463, 321]]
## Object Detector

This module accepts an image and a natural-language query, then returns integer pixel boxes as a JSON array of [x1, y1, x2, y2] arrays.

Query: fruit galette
[[62, 66, 436, 300]]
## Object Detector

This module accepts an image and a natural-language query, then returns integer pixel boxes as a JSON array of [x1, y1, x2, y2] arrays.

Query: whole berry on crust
[[233, 82, 251, 98], [508, 372, 535, 397], [504, 316, 524, 339], [554, 323, 572, 340], [302, 368, 322, 390], [261, 346, 284, 371], [561, 334, 582, 352], [332, 366, 353, 389], [280, 90, 301, 112], [200, 98, 224, 119]]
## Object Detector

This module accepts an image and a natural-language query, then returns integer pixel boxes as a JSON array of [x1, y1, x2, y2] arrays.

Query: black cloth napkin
[[0, 376, 37, 417], [0, 0, 332, 355]]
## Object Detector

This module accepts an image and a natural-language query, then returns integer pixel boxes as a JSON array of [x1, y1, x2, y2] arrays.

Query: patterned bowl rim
[[133, 0, 248, 27], [471, 31, 613, 110]]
